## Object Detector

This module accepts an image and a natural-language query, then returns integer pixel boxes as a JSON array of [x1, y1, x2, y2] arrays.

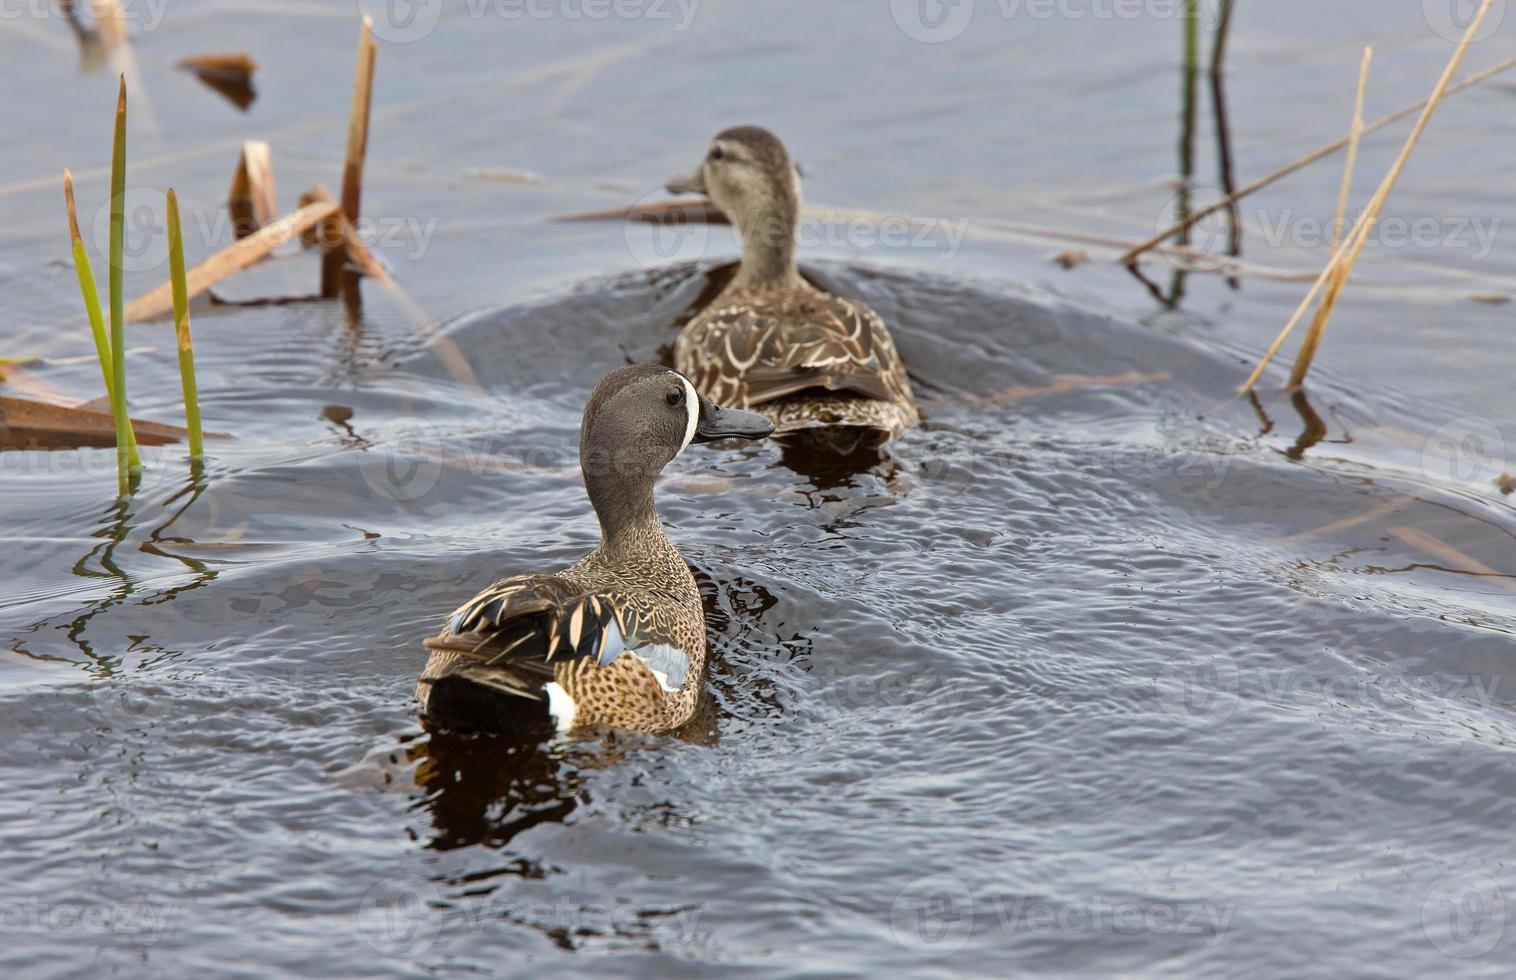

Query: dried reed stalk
[[1239, 0, 1498, 394], [124, 199, 340, 322], [228, 140, 277, 239], [1288, 47, 1373, 389], [322, 17, 377, 298]]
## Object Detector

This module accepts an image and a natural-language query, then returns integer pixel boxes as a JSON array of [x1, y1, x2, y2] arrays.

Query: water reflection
[[1128, 0, 1241, 307], [409, 728, 582, 856]]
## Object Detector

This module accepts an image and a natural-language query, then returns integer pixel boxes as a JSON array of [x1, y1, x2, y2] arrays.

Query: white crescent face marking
[[677, 374, 699, 454]]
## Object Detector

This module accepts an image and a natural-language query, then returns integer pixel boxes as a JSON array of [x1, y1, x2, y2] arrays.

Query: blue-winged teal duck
[[666, 126, 919, 449], [418, 365, 773, 734]]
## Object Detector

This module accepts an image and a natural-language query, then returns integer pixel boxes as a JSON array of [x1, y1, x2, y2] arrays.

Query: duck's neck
[[586, 470, 670, 556], [731, 196, 802, 291]]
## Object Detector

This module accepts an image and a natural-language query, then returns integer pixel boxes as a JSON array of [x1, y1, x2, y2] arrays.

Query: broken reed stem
[[228, 140, 277, 240], [124, 198, 339, 322], [1121, 53, 1516, 265], [63, 168, 138, 459], [165, 189, 204, 461], [305, 184, 392, 282], [1239, 0, 1497, 394], [322, 16, 377, 298], [1289, 47, 1372, 390], [109, 74, 141, 491]]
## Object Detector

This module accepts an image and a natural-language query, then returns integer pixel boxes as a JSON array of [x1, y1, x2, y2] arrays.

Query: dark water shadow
[[409, 727, 582, 858]]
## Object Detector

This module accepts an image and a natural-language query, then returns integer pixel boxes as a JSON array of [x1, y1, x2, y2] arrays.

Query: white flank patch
[[543, 682, 578, 733], [677, 374, 699, 453]]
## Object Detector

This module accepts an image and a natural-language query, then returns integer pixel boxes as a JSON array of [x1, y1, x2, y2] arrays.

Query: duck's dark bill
[[694, 398, 774, 442], [665, 169, 707, 196]]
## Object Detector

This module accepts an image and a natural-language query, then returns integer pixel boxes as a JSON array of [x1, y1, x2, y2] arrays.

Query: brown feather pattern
[[674, 282, 919, 440]]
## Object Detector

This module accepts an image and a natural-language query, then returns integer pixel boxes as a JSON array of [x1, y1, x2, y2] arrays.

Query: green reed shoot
[[165, 189, 204, 461], [64, 168, 140, 463], [108, 75, 140, 492]]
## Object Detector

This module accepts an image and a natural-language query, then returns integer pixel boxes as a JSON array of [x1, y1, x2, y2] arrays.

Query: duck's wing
[[681, 294, 910, 409], [418, 574, 687, 732], [423, 575, 644, 679]]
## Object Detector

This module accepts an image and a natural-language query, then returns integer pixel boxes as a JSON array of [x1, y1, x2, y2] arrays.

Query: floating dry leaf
[[1471, 294, 1510, 305], [1053, 249, 1089, 270], [0, 396, 185, 451], [178, 53, 258, 110], [1497, 473, 1515, 495]]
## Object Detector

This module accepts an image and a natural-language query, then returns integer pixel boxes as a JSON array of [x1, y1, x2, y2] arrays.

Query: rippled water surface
[[4, 1, 1516, 976]]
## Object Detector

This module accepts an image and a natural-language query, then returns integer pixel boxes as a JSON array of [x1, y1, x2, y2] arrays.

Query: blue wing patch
[[628, 644, 690, 693]]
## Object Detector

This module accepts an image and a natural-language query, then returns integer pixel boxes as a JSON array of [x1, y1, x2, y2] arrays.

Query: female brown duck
[[666, 126, 919, 450]]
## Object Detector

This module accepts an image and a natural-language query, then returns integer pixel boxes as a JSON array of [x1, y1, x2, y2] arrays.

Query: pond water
[[3, 1, 1515, 975]]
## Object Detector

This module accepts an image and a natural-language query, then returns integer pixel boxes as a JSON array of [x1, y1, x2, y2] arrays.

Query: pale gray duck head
[[666, 125, 803, 286], [579, 364, 772, 543]]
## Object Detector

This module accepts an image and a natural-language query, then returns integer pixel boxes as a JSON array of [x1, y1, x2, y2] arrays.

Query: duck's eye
[[709, 145, 725, 162], [665, 385, 685, 407]]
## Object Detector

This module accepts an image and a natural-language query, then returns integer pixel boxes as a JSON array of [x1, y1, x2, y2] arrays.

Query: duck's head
[[666, 126, 802, 247], [580, 365, 773, 534]]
